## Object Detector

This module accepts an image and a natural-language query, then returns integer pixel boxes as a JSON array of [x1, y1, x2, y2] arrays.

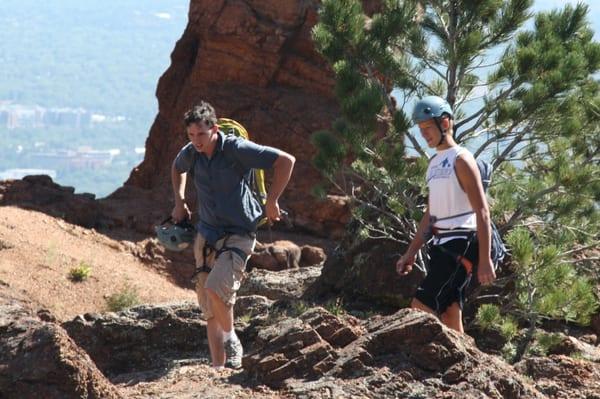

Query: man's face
[[418, 117, 450, 148], [186, 121, 218, 153]]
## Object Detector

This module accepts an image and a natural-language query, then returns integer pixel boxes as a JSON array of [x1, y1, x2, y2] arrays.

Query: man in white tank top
[[396, 96, 496, 333]]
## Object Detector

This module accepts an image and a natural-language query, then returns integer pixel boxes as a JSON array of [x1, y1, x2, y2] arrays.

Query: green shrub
[[105, 284, 140, 312], [68, 262, 92, 282]]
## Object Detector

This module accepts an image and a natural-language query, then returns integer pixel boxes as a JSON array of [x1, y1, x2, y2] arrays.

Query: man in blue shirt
[[171, 101, 295, 369]]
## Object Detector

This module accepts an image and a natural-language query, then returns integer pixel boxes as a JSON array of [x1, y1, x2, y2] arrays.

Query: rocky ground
[[2, 204, 600, 398]]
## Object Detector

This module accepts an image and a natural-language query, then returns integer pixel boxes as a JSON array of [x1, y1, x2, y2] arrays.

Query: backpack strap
[[221, 136, 248, 179], [221, 137, 267, 223]]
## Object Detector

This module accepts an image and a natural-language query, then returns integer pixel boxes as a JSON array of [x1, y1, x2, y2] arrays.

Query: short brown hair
[[183, 101, 217, 128]]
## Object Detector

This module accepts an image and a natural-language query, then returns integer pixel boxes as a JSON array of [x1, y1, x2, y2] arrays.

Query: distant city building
[[0, 102, 122, 129], [28, 148, 120, 170], [0, 168, 57, 180]]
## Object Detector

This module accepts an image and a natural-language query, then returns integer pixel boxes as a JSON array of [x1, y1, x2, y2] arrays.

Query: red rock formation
[[0, 175, 101, 228], [0, 287, 122, 399], [109, 0, 350, 237]]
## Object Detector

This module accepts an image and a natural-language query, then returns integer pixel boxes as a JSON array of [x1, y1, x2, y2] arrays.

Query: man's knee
[[411, 298, 435, 315], [194, 277, 215, 320], [440, 302, 461, 319], [439, 302, 463, 330], [205, 287, 226, 305], [205, 287, 218, 300]]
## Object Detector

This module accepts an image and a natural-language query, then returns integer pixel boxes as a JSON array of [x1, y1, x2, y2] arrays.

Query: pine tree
[[312, 0, 599, 347]]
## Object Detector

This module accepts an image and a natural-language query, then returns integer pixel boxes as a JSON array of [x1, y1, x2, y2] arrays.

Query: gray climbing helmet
[[412, 96, 453, 124], [155, 218, 195, 252]]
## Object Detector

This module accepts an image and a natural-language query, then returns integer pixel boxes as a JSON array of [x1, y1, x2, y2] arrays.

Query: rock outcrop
[[515, 355, 600, 399], [0, 288, 121, 399], [0, 175, 102, 228], [107, 0, 349, 237], [5, 280, 600, 398], [238, 265, 322, 300], [62, 302, 206, 375], [314, 236, 423, 306], [244, 307, 544, 397]]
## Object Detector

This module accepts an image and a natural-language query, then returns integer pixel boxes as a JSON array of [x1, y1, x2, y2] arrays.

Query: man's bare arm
[[265, 151, 295, 221]]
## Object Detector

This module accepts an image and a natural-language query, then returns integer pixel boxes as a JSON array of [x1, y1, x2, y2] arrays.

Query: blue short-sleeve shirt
[[174, 131, 279, 241]]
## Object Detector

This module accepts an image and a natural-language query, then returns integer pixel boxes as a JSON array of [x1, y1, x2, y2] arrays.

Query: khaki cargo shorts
[[192, 233, 255, 320]]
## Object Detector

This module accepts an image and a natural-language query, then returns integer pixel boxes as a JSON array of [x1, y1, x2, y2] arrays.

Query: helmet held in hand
[[155, 218, 195, 252]]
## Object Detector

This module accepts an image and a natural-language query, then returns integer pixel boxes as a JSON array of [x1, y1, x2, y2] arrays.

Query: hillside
[[0, 206, 194, 321]]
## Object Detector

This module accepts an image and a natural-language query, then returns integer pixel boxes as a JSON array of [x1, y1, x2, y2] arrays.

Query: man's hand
[[265, 199, 281, 222], [171, 202, 191, 223], [477, 257, 496, 286], [396, 253, 416, 276]]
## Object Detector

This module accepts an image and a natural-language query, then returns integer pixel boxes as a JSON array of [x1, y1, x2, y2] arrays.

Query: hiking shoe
[[224, 336, 243, 369]]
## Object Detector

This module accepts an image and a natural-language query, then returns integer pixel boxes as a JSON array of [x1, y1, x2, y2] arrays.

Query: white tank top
[[427, 146, 476, 244]]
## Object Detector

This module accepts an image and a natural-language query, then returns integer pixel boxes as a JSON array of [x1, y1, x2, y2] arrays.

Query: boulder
[[0, 288, 121, 398], [314, 237, 422, 306], [244, 308, 544, 397], [243, 316, 341, 388], [62, 302, 205, 375], [238, 266, 322, 300], [515, 355, 600, 399], [249, 240, 302, 271], [0, 175, 102, 228], [546, 333, 600, 362], [300, 245, 327, 267]]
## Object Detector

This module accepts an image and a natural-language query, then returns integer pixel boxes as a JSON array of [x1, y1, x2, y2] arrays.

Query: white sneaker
[[224, 336, 243, 369]]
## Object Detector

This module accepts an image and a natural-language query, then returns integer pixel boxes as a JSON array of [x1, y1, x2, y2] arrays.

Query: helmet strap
[[433, 117, 447, 146]]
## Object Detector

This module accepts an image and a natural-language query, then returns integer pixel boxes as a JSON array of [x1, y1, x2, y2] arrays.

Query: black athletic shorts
[[415, 238, 478, 314]]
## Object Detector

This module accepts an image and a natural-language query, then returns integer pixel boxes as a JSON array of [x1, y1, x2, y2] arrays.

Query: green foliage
[[105, 284, 141, 312], [499, 318, 519, 342], [531, 332, 564, 356], [312, 0, 600, 354], [476, 303, 502, 331], [476, 304, 518, 341], [68, 262, 92, 282], [324, 297, 346, 316], [506, 228, 598, 326], [290, 301, 311, 317]]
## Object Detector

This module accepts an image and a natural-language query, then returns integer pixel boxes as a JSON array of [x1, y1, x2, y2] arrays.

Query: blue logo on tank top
[[427, 157, 453, 181]]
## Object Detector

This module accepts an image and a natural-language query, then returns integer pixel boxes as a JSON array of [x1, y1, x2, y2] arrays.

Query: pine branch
[[502, 183, 562, 231], [473, 121, 520, 158], [464, 58, 504, 72], [445, 1, 459, 106], [345, 168, 419, 210], [354, 217, 410, 244], [492, 126, 530, 169], [330, 179, 407, 228], [564, 257, 600, 264], [562, 243, 600, 256], [364, 63, 429, 158], [455, 81, 520, 137], [562, 225, 599, 238], [416, 55, 448, 82]]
